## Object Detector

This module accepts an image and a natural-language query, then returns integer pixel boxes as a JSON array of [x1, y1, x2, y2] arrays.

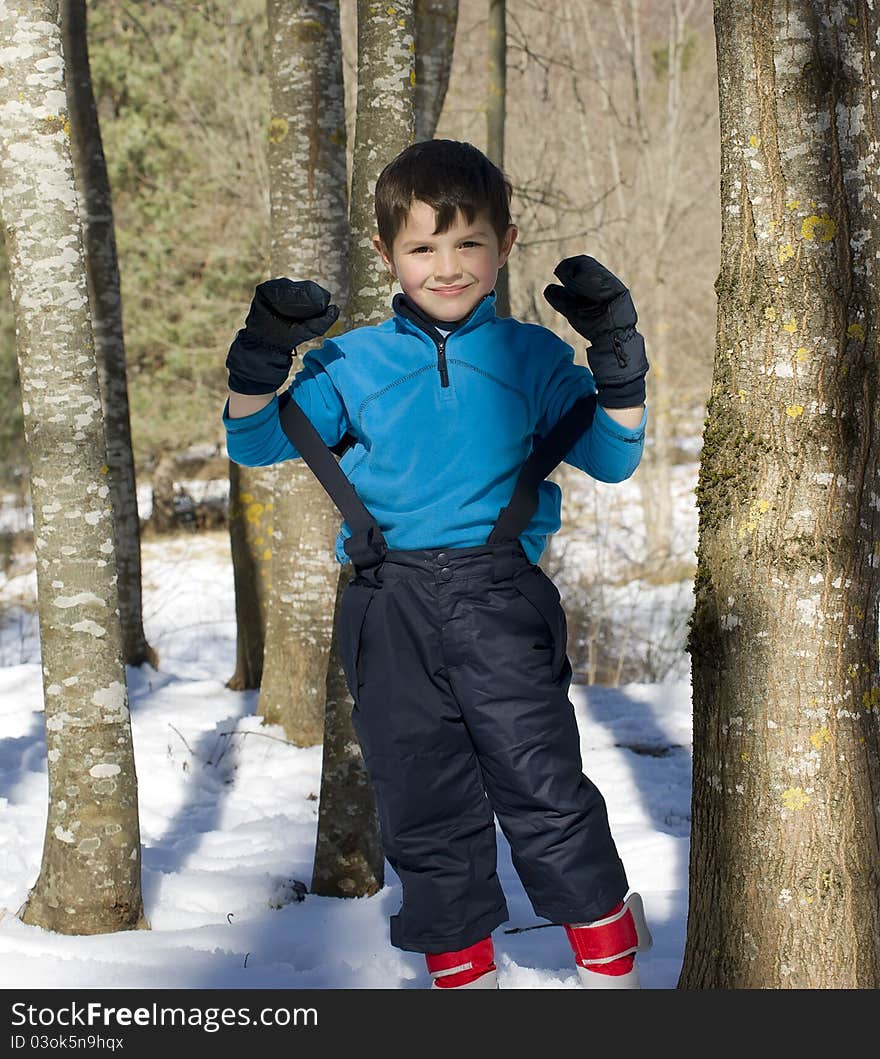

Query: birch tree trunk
[[680, 0, 880, 988], [310, 0, 415, 897], [61, 0, 156, 670], [312, 565, 384, 897], [487, 0, 509, 316], [0, 0, 145, 935], [349, 0, 415, 327], [414, 0, 458, 143], [257, 0, 349, 747], [225, 459, 273, 691]]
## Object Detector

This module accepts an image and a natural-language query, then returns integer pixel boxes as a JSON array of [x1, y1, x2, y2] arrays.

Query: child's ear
[[498, 224, 518, 268], [372, 235, 397, 278]]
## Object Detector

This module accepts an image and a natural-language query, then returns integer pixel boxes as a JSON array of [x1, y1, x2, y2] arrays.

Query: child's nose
[[434, 250, 462, 280]]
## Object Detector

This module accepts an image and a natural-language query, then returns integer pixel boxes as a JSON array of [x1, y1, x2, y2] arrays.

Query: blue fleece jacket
[[223, 291, 647, 564]]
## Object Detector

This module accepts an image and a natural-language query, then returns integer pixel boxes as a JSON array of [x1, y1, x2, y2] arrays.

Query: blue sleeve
[[536, 346, 647, 483], [222, 350, 350, 468]]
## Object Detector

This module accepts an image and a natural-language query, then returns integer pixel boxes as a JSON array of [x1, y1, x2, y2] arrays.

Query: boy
[[223, 140, 652, 989]]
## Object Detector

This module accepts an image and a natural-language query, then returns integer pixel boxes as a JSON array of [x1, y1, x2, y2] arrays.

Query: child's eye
[[461, 241, 480, 248], [411, 246, 431, 254]]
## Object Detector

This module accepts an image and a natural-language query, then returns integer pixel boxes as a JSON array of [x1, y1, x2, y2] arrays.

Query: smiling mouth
[[430, 285, 470, 294]]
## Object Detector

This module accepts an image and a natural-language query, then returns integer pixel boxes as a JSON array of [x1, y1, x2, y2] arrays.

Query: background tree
[[226, 461, 272, 690], [254, 0, 350, 745], [414, 0, 459, 142], [487, 0, 509, 316], [311, 0, 416, 899], [349, 0, 415, 327], [61, 0, 156, 670], [0, 0, 145, 934], [680, 0, 880, 988]]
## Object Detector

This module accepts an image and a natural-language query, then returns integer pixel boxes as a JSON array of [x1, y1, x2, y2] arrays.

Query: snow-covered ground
[[0, 458, 698, 990]]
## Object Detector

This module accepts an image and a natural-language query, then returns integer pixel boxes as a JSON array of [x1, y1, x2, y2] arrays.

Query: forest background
[[0, 0, 720, 584]]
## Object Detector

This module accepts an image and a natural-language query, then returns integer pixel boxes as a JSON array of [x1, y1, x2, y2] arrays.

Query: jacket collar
[[392, 290, 497, 342]]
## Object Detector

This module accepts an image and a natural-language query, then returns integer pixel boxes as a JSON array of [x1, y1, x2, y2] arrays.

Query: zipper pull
[[437, 336, 450, 388]]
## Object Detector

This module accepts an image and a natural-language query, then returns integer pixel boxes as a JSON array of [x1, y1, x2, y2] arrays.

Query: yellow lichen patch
[[787, 199, 800, 210], [781, 787, 810, 811], [764, 306, 777, 322], [809, 726, 830, 750], [245, 502, 264, 524], [410, 69, 416, 87], [749, 134, 760, 148], [268, 117, 288, 145], [263, 549, 272, 561], [60, 114, 71, 137], [387, 4, 396, 12], [740, 751, 751, 763], [101, 464, 109, 475], [847, 661, 859, 676], [254, 537, 264, 548], [848, 16, 858, 26], [855, 607, 864, 621], [802, 213, 835, 242], [783, 319, 798, 333], [795, 347, 809, 362], [768, 220, 778, 232], [847, 322, 865, 342], [785, 405, 804, 418], [777, 243, 795, 264], [862, 687, 880, 712], [738, 498, 770, 537], [240, 493, 253, 504], [735, 389, 747, 402]]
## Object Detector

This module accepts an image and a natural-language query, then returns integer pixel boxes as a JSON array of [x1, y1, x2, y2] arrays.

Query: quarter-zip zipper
[[436, 335, 450, 388], [393, 291, 493, 390]]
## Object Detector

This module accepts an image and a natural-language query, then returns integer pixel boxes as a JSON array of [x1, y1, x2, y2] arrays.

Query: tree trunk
[[225, 460, 273, 691], [312, 565, 384, 896], [61, 0, 156, 670], [258, 0, 350, 747], [309, 0, 416, 895], [680, 0, 880, 988], [487, 0, 509, 316], [350, 0, 415, 327], [0, 0, 145, 934], [414, 0, 458, 142]]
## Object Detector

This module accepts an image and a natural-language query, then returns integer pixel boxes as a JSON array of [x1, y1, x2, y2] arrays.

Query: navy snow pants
[[336, 541, 629, 954]]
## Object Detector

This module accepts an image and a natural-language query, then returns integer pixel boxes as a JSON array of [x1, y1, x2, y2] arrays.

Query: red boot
[[425, 936, 499, 989], [564, 892, 653, 989]]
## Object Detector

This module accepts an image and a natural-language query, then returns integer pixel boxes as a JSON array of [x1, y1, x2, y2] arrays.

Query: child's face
[[373, 200, 517, 322]]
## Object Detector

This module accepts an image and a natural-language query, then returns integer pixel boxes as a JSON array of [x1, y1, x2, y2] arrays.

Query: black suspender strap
[[276, 389, 597, 563], [487, 393, 598, 545], [277, 392, 387, 568]]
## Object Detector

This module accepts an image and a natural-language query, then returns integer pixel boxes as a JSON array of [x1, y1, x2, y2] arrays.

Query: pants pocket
[[337, 581, 377, 700], [511, 567, 569, 682]]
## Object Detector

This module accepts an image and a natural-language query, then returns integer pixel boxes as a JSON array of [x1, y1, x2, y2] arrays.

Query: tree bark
[[226, 459, 273, 691], [680, 0, 880, 988], [349, 0, 415, 327], [61, 0, 156, 670], [309, 0, 416, 895], [312, 565, 384, 896], [257, 0, 349, 746], [0, 0, 145, 934], [487, 0, 509, 316], [414, 0, 458, 142]]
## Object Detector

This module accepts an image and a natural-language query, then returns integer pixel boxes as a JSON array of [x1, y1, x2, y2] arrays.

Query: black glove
[[543, 256, 648, 409], [226, 278, 340, 395]]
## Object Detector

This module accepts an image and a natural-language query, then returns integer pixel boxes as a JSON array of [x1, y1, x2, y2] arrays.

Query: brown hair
[[374, 139, 513, 250]]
